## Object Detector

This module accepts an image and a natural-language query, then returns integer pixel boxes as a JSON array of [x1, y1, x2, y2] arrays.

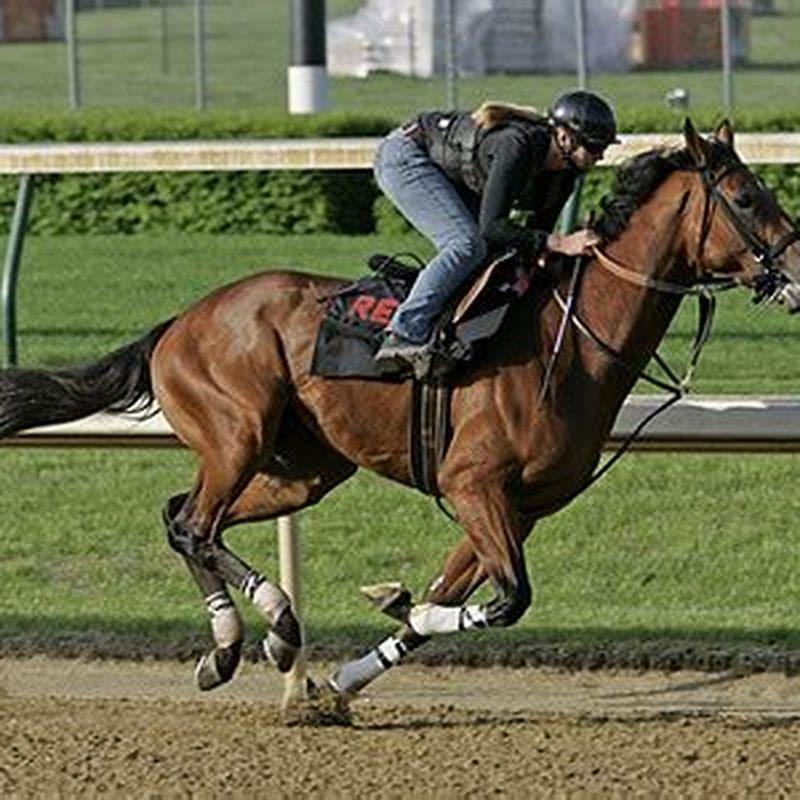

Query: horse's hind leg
[[162, 409, 356, 689], [219, 442, 357, 669], [163, 493, 245, 691], [166, 482, 304, 677], [156, 343, 306, 682]]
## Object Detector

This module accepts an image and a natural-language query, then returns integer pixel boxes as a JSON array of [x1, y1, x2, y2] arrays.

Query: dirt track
[[3, 658, 800, 796]]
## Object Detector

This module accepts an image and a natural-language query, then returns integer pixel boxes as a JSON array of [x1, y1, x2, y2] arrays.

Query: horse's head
[[682, 118, 800, 309]]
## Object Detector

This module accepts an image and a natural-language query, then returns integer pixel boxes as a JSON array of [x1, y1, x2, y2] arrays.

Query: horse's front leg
[[328, 486, 533, 699]]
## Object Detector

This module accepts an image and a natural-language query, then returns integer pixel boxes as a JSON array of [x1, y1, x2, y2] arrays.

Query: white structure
[[328, 0, 636, 79], [288, 65, 329, 115]]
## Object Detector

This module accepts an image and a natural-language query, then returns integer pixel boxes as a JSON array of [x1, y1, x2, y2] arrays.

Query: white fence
[[5, 396, 800, 452], [3, 133, 800, 174]]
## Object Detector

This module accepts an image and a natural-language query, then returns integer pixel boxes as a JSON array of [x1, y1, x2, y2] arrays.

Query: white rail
[[1, 132, 800, 175], [4, 395, 800, 452]]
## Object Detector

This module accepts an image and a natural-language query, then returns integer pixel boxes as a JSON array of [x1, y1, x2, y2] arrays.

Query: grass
[[0, 231, 799, 662], [1, 0, 800, 114], [2, 444, 800, 658]]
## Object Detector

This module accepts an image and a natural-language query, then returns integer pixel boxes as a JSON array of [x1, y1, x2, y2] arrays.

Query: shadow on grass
[[21, 326, 140, 338], [2, 615, 800, 673], [740, 61, 800, 72]]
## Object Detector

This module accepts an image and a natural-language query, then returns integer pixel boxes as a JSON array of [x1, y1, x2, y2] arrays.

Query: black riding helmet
[[549, 90, 620, 153]]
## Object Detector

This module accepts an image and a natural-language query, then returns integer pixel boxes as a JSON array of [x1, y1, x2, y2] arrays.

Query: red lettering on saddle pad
[[349, 295, 376, 321], [348, 295, 398, 327], [370, 298, 399, 327]]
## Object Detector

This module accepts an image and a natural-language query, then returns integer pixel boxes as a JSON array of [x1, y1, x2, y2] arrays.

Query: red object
[[637, 1, 750, 67], [1, 0, 58, 43], [347, 295, 399, 328], [641, 6, 722, 66]]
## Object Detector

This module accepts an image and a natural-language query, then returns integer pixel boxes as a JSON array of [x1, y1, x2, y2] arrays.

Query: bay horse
[[2, 120, 800, 707]]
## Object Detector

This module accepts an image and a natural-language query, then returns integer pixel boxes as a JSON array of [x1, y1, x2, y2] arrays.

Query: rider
[[374, 89, 619, 367]]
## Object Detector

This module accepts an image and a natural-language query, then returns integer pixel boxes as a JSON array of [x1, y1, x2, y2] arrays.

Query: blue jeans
[[374, 131, 487, 343]]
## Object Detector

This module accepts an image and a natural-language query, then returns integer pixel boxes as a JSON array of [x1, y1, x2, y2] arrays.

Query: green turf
[[1, 0, 800, 113], [2, 447, 799, 655], [0, 231, 799, 660]]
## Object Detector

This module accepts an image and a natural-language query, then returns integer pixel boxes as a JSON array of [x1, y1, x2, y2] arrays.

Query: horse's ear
[[683, 117, 708, 168], [714, 119, 735, 148]]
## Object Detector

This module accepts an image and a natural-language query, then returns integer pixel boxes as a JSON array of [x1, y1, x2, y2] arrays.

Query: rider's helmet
[[549, 90, 620, 153]]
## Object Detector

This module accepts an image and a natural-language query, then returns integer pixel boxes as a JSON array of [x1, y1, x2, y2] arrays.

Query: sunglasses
[[579, 138, 607, 157]]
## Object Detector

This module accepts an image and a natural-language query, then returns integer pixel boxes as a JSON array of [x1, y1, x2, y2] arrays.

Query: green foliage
[[0, 109, 394, 235], [374, 194, 413, 236], [615, 105, 800, 133], [0, 108, 397, 142], [755, 165, 800, 219]]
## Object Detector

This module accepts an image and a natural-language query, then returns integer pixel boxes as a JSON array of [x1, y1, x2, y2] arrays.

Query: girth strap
[[410, 379, 452, 496]]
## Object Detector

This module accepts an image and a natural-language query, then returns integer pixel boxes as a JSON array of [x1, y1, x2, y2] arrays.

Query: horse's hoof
[[360, 581, 412, 621], [263, 607, 302, 673], [263, 631, 299, 673], [194, 642, 242, 691], [282, 676, 352, 727]]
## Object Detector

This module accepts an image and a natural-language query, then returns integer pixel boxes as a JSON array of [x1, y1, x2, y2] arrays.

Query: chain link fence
[[0, 0, 799, 116]]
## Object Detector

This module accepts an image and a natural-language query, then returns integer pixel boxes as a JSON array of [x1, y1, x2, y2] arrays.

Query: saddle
[[310, 250, 536, 497], [310, 250, 533, 383]]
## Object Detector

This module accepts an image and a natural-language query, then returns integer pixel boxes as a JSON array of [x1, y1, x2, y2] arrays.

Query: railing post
[[66, 0, 82, 109], [2, 175, 34, 367], [194, 0, 207, 110], [278, 514, 306, 704]]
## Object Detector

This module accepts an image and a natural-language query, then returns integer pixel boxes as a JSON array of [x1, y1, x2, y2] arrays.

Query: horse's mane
[[594, 141, 731, 242]]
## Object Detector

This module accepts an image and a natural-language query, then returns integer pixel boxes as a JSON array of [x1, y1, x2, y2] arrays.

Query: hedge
[[0, 109, 396, 236], [1, 107, 798, 236]]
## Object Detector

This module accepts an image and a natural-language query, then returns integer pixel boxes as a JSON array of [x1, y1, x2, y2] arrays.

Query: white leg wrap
[[242, 572, 288, 624], [205, 591, 243, 648], [329, 635, 408, 696], [407, 603, 488, 636]]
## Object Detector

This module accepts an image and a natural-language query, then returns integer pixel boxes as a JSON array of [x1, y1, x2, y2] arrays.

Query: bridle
[[591, 156, 800, 300], [696, 160, 800, 301], [543, 154, 800, 494]]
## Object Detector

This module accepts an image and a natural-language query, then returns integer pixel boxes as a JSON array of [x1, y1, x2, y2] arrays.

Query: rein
[[550, 277, 718, 491]]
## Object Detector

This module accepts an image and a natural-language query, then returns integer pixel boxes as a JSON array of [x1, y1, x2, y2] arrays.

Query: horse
[[2, 119, 800, 709]]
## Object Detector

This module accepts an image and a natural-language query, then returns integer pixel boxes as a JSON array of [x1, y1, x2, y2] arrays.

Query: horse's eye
[[735, 190, 753, 209]]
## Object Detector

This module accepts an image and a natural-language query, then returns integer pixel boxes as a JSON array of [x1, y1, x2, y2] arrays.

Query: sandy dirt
[[2, 657, 800, 796]]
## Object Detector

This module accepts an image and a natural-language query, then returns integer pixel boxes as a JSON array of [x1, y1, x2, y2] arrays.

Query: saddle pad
[[310, 267, 415, 380]]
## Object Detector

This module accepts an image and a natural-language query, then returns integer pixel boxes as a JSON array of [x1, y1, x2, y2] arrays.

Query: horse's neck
[[570, 178, 693, 384]]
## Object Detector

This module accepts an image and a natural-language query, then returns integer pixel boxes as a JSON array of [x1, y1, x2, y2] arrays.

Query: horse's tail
[[0, 318, 176, 438]]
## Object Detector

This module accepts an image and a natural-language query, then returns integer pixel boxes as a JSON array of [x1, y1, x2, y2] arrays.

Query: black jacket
[[416, 110, 578, 258]]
